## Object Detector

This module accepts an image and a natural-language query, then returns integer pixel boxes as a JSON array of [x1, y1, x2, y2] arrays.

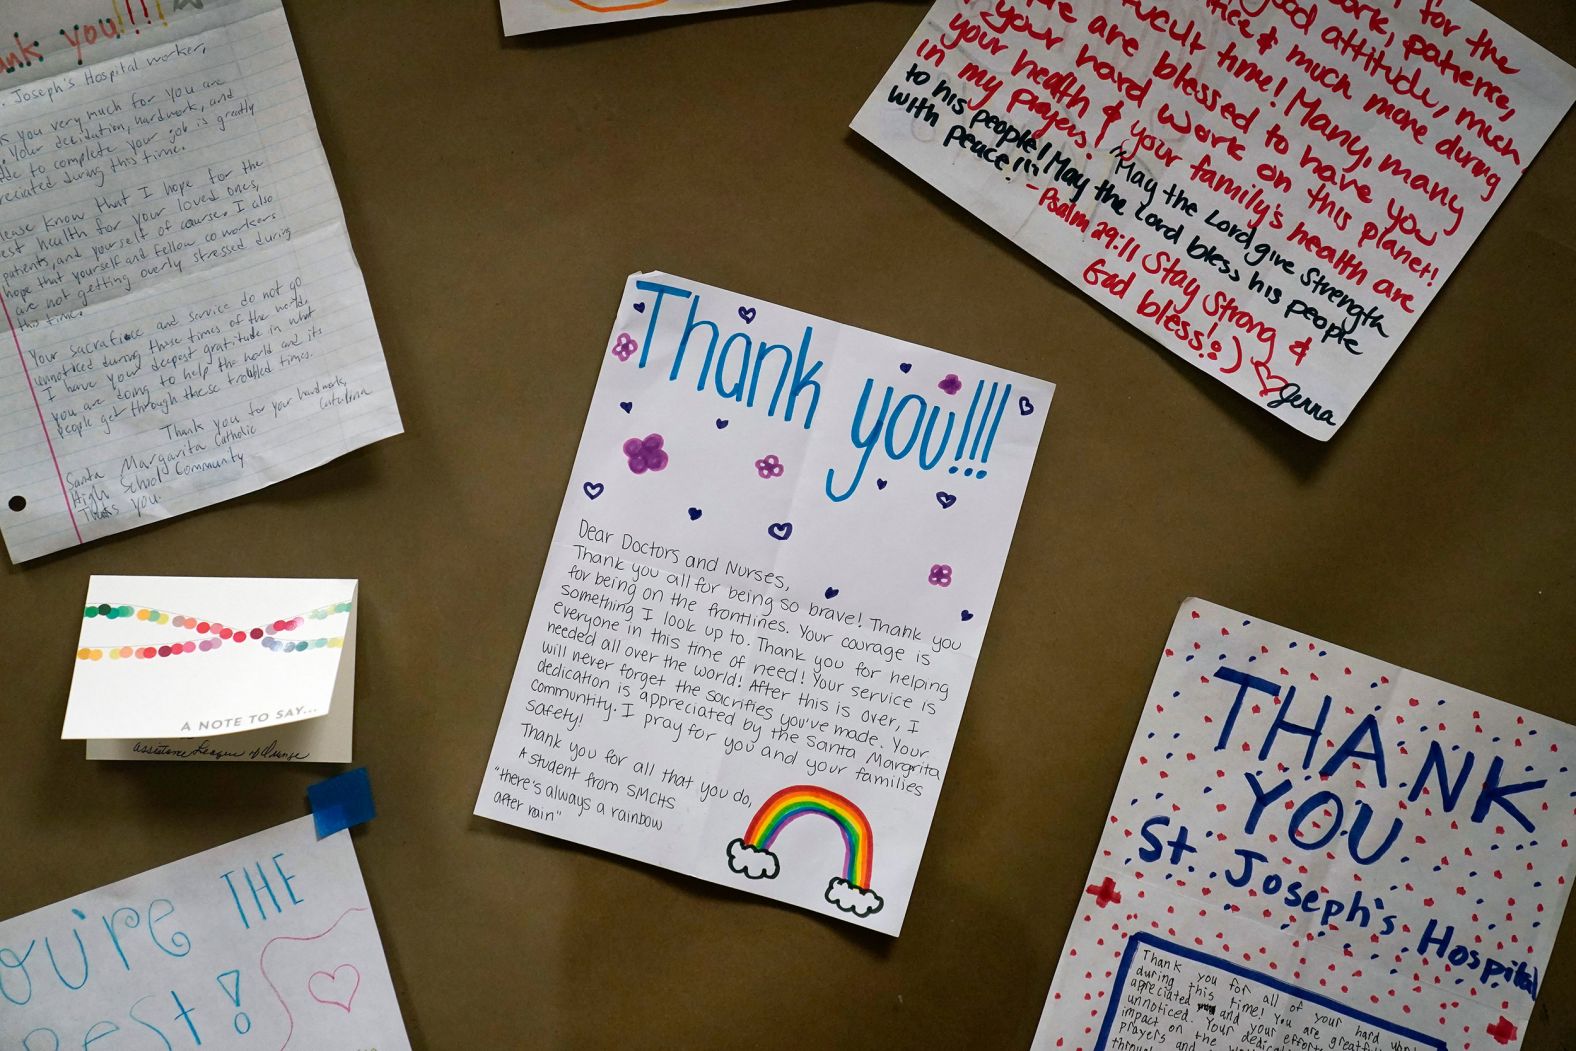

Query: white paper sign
[[476, 271, 1051, 934], [0, 0, 402, 562], [0, 816, 410, 1049], [1032, 598, 1576, 1051], [852, 0, 1576, 437], [65, 576, 357, 759], [501, 0, 790, 35]]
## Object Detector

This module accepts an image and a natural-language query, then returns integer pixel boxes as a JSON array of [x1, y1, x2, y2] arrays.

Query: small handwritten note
[[1031, 598, 1576, 1051], [0, 0, 402, 562], [0, 816, 410, 1048], [853, 0, 1576, 436], [476, 271, 1051, 934], [501, 0, 791, 35], [1096, 936, 1444, 1051], [65, 576, 357, 761]]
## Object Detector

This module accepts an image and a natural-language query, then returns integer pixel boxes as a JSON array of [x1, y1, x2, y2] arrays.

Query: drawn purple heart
[[688, 507, 702, 520], [1019, 395, 1034, 416], [899, 362, 912, 373], [619, 401, 632, 414], [715, 419, 729, 429], [633, 302, 646, 313], [582, 482, 604, 500], [875, 478, 887, 490], [824, 587, 839, 599], [767, 522, 793, 541], [738, 306, 757, 324], [935, 491, 957, 509], [960, 610, 974, 622]]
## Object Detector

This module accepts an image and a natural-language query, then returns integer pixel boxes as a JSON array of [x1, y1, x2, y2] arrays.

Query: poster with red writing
[[852, 0, 1576, 438]]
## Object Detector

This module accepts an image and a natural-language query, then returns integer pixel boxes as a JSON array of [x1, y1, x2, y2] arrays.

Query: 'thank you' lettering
[[1031, 599, 1575, 1051]]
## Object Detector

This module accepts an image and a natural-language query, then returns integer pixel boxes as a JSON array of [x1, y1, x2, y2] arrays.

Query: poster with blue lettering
[[475, 271, 1051, 935], [1031, 598, 1576, 1051], [0, 816, 409, 1048]]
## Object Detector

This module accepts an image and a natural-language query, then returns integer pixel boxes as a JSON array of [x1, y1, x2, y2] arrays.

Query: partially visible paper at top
[[502, 0, 791, 35], [0, 815, 411, 1049], [476, 271, 1051, 935], [852, 1, 1576, 437], [0, 0, 402, 563], [1031, 598, 1576, 1051], [65, 575, 357, 753]]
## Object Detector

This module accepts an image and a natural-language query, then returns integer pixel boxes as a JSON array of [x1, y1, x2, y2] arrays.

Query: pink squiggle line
[[259, 906, 369, 1051]]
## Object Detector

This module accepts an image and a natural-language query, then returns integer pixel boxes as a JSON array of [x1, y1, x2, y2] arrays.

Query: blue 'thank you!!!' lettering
[[825, 376, 1011, 502], [629, 278, 1014, 503], [634, 280, 824, 429]]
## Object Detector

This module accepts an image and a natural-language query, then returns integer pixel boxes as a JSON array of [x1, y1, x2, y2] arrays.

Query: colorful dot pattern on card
[[76, 601, 351, 660]]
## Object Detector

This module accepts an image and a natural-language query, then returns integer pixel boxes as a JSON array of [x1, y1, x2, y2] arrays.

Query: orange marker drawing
[[567, 0, 673, 11]]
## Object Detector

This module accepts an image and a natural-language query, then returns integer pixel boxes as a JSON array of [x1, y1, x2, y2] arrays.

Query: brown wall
[[2, 1, 1573, 1047]]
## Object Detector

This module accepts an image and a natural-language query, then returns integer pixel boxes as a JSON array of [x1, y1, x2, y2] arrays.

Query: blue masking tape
[[308, 767, 375, 839]]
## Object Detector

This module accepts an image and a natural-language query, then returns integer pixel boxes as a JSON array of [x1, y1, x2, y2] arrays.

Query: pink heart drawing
[[308, 963, 361, 1013]]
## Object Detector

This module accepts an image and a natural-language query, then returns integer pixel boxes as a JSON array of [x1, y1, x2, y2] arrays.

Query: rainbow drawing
[[725, 785, 884, 917], [745, 785, 874, 888]]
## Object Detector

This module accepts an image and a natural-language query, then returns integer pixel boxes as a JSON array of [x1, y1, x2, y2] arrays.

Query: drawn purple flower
[[755, 454, 785, 479], [938, 373, 963, 396], [928, 563, 953, 587], [611, 333, 639, 362], [623, 434, 668, 474]]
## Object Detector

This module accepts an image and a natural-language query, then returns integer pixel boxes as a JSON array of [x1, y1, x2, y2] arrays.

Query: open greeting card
[[0, 815, 410, 1048], [66, 577, 358, 763]]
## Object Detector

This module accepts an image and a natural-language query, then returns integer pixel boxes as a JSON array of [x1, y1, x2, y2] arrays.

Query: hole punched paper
[[476, 272, 1051, 935], [0, 0, 402, 563], [500, 0, 793, 36]]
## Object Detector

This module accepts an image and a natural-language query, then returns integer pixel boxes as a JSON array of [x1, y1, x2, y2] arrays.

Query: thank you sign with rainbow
[[475, 272, 1052, 933]]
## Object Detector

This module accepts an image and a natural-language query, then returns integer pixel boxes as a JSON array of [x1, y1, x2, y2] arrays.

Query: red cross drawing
[[1485, 1017, 1517, 1046], [1086, 876, 1122, 908]]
